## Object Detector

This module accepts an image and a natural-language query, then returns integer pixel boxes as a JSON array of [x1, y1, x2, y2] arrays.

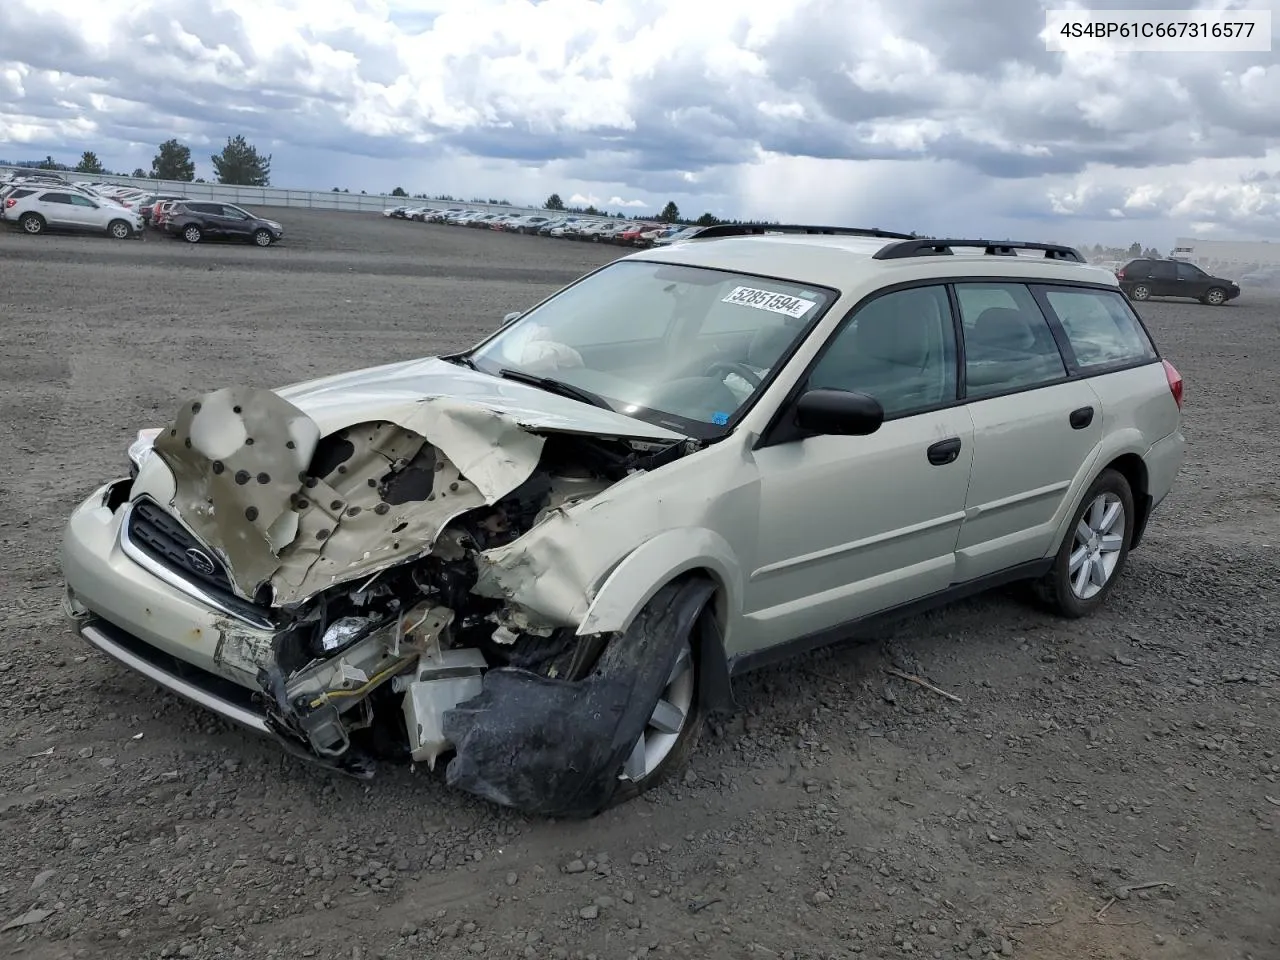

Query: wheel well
[[665, 569, 736, 715], [21, 211, 45, 222], [1102, 453, 1151, 548]]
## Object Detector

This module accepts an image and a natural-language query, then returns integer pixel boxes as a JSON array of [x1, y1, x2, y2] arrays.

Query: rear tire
[[20, 213, 44, 235], [1202, 287, 1226, 306], [182, 225, 202, 243], [1034, 469, 1135, 619], [1128, 283, 1150, 301]]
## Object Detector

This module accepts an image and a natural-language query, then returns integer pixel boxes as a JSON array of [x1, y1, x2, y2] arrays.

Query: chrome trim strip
[[118, 500, 275, 630], [80, 623, 270, 735]]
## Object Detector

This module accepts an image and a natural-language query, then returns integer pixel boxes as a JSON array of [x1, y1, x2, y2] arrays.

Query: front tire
[[182, 225, 202, 244], [253, 229, 272, 247], [108, 219, 132, 240], [1128, 283, 1150, 301], [1202, 287, 1226, 306], [608, 634, 705, 806], [1035, 469, 1135, 618]]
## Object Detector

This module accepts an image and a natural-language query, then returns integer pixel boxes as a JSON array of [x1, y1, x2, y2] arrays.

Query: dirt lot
[[1, 210, 1276, 960]]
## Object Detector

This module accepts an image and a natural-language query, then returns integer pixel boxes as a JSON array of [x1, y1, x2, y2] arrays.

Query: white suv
[[60, 225, 1184, 817], [3, 187, 143, 238]]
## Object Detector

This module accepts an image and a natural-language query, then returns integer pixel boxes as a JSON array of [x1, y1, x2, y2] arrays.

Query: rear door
[[1147, 260, 1178, 297], [36, 192, 78, 227], [951, 281, 1104, 581]]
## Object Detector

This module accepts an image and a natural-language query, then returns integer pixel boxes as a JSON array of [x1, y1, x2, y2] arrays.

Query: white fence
[[0, 165, 552, 218]]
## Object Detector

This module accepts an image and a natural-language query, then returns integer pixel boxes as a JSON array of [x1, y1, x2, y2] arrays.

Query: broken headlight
[[127, 427, 163, 473], [317, 616, 378, 655]]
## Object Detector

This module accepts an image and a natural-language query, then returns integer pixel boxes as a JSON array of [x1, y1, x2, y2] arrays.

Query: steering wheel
[[703, 360, 763, 389]]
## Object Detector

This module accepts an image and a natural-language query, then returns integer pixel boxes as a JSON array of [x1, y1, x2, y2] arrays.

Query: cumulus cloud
[[0, 0, 1277, 243]]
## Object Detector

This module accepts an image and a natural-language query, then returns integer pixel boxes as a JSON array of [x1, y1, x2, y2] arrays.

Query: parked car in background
[[138, 194, 189, 226], [166, 201, 283, 246], [2, 187, 143, 238], [652, 226, 707, 246], [1117, 258, 1240, 306], [577, 220, 620, 241], [1238, 266, 1280, 289]]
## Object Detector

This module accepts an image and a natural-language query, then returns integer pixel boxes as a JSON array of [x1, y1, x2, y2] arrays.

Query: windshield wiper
[[496, 368, 611, 410], [444, 353, 478, 370]]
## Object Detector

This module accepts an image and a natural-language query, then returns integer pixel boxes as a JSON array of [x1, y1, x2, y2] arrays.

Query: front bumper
[[61, 479, 277, 701]]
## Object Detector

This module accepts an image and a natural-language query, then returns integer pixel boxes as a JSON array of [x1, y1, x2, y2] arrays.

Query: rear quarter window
[[1040, 286, 1157, 370]]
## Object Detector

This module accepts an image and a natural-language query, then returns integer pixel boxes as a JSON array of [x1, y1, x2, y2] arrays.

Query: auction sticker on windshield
[[721, 286, 817, 319]]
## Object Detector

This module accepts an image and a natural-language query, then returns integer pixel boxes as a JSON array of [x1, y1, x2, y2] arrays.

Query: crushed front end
[[62, 386, 697, 800]]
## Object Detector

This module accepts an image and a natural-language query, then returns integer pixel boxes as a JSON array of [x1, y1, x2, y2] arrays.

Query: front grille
[[126, 499, 236, 594]]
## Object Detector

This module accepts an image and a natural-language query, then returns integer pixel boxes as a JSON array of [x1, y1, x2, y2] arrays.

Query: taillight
[[4, 198, 14, 207], [1116, 269, 1126, 279], [1162, 359, 1183, 409]]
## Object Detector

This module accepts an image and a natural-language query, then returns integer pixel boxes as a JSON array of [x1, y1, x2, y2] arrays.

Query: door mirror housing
[[793, 388, 884, 437], [500, 311, 521, 327]]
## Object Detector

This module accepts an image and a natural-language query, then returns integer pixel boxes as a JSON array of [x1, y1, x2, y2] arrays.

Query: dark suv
[[1117, 258, 1240, 306], [166, 201, 283, 247]]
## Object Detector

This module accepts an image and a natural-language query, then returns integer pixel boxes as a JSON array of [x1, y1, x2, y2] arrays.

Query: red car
[[618, 223, 658, 246]]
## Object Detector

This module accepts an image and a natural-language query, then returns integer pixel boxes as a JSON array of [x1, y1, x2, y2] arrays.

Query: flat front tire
[[1035, 469, 1135, 618]]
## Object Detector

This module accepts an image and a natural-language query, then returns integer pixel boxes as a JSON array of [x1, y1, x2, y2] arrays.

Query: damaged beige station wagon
[[61, 225, 1186, 817]]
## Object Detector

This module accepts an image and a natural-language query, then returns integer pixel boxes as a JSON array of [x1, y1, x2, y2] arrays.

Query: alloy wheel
[[619, 640, 695, 782], [1069, 493, 1126, 600]]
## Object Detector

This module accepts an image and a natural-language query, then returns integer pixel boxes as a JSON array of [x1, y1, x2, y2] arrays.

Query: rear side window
[[954, 282, 1068, 399], [1040, 287, 1157, 370], [40, 193, 72, 204]]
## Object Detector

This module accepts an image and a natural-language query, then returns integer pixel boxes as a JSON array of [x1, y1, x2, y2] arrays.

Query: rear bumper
[[1132, 428, 1185, 548]]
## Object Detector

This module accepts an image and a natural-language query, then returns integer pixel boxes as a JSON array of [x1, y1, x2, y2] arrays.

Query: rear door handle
[[927, 437, 962, 466], [1069, 406, 1095, 430]]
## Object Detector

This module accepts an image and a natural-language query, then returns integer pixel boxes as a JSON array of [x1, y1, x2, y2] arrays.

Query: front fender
[[576, 527, 743, 637]]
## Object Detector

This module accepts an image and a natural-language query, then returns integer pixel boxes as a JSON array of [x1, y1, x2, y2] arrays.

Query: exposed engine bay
[[132, 386, 705, 810]]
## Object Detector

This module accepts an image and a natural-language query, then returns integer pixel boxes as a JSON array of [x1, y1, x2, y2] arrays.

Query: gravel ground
[[1, 210, 1276, 960]]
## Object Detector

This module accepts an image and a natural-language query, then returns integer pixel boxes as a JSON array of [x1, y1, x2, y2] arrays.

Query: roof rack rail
[[872, 239, 1086, 262], [692, 223, 915, 241]]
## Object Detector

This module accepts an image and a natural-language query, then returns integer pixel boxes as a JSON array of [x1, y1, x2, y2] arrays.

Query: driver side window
[[807, 285, 958, 418]]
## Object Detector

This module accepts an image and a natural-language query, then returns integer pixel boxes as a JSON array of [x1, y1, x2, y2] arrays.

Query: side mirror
[[793, 388, 884, 437], [500, 311, 521, 327]]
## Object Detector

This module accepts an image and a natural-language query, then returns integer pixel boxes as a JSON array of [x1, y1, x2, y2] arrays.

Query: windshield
[[468, 260, 836, 437]]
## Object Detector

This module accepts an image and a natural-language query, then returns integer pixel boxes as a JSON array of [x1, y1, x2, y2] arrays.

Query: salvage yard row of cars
[[384, 203, 707, 247], [60, 224, 1186, 817], [0, 171, 284, 246]]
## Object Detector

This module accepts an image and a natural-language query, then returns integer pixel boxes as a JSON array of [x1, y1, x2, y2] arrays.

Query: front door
[[949, 281, 1104, 580], [742, 284, 973, 656], [1174, 260, 1211, 299]]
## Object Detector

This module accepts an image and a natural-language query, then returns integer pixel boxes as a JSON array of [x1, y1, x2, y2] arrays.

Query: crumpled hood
[[275, 356, 686, 442]]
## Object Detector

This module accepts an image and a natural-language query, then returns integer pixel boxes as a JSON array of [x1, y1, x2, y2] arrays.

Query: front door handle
[[1069, 406, 1095, 430], [927, 437, 962, 466]]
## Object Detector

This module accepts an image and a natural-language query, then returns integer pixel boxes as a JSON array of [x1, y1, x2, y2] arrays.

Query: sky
[[1, 0, 1278, 248]]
